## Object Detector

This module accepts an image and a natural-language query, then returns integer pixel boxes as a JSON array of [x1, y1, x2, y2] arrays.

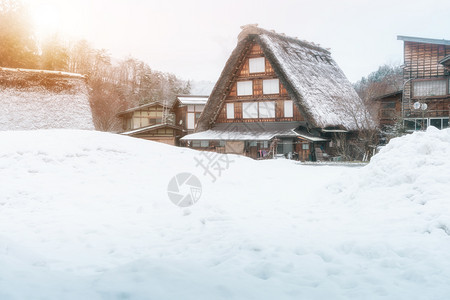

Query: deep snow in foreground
[[0, 128, 449, 299]]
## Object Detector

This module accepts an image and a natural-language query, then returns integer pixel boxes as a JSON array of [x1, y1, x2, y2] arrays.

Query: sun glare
[[25, 0, 90, 42], [32, 4, 61, 38]]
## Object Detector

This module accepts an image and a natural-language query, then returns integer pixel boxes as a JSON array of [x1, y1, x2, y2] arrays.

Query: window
[[429, 118, 449, 129], [404, 118, 428, 131], [381, 102, 396, 109], [381, 110, 396, 118], [192, 140, 209, 148], [219, 140, 225, 147], [187, 112, 195, 129], [249, 57, 265, 73], [148, 118, 162, 125], [263, 79, 280, 94], [284, 100, 293, 118], [248, 141, 257, 147], [226, 103, 234, 119], [195, 112, 202, 122], [237, 81, 253, 96], [302, 143, 309, 150], [187, 105, 195, 112], [413, 80, 446, 97], [258, 101, 275, 118], [243, 102, 258, 118]]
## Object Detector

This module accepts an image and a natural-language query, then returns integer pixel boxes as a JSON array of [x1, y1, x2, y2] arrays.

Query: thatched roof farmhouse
[[0, 67, 94, 130], [182, 24, 371, 161], [197, 24, 369, 132]]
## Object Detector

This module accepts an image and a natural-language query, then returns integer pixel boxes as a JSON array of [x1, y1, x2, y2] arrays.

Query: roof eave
[[397, 35, 450, 46]]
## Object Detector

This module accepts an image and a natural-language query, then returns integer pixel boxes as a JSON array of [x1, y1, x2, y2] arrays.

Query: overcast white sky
[[24, 0, 450, 83]]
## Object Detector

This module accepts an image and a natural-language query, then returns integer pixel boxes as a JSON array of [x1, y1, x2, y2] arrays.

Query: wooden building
[[397, 36, 450, 131], [117, 95, 208, 145], [117, 102, 183, 145], [373, 90, 403, 128], [173, 95, 208, 133], [0, 67, 94, 130], [181, 25, 370, 161]]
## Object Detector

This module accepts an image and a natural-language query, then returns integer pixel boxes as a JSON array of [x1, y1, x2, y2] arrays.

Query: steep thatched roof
[[197, 25, 370, 132], [0, 67, 94, 130]]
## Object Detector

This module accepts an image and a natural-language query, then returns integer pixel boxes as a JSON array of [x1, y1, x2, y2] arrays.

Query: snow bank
[[0, 128, 449, 299]]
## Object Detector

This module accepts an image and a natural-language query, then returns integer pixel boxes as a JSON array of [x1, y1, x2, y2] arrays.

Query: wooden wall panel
[[404, 42, 450, 80]]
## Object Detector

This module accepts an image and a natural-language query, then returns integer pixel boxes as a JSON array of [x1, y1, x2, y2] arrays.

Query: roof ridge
[[238, 24, 330, 54], [0, 67, 86, 79]]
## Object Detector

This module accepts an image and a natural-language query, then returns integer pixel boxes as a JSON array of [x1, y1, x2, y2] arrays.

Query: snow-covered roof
[[117, 102, 172, 116], [321, 129, 349, 133], [439, 55, 450, 66], [0, 68, 94, 130], [176, 95, 208, 105], [0, 67, 87, 78], [397, 35, 450, 46], [181, 122, 327, 142], [197, 25, 371, 132], [296, 132, 329, 142], [121, 123, 183, 135]]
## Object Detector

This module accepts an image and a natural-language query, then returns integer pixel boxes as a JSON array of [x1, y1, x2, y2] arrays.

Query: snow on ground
[[0, 128, 449, 299]]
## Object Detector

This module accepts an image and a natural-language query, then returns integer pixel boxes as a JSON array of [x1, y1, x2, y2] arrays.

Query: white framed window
[[404, 118, 428, 131], [413, 80, 446, 97], [200, 140, 209, 147], [249, 57, 265, 73], [284, 100, 293, 118], [226, 103, 234, 119], [237, 81, 253, 96], [258, 101, 275, 118], [242, 102, 258, 118], [263, 79, 280, 94], [187, 112, 195, 130], [429, 117, 449, 129]]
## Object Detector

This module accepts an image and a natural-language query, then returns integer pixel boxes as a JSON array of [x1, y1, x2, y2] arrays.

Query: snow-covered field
[[0, 128, 449, 299]]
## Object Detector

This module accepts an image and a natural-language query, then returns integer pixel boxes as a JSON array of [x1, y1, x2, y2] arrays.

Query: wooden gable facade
[[398, 36, 450, 131], [214, 43, 304, 124]]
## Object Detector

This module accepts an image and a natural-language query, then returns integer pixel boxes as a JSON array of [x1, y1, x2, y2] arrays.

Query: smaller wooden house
[[117, 95, 208, 145], [373, 90, 402, 128], [117, 102, 184, 145]]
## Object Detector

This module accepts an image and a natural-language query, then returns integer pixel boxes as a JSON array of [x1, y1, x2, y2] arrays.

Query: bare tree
[[336, 95, 379, 161]]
